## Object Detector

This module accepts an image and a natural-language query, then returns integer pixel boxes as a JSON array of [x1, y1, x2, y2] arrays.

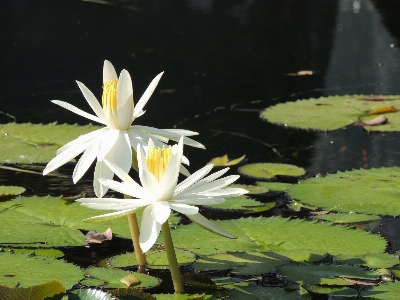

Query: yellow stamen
[[102, 80, 118, 126], [146, 146, 172, 182]]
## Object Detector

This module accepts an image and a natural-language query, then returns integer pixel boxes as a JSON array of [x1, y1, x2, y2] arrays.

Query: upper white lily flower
[[43, 60, 204, 197], [77, 137, 248, 253]]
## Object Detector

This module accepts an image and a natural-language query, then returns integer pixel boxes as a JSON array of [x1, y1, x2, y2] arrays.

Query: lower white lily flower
[[43, 60, 204, 197], [77, 137, 248, 253]]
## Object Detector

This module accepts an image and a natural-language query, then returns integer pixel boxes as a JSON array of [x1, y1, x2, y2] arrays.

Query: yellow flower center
[[146, 146, 172, 182], [102, 80, 118, 127]]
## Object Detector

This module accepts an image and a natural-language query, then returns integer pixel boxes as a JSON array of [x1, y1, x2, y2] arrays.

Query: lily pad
[[313, 213, 381, 224], [109, 249, 196, 269], [277, 262, 379, 286], [261, 95, 400, 131], [81, 267, 160, 289], [0, 251, 84, 289], [256, 181, 294, 192], [0, 280, 66, 300], [163, 216, 387, 261], [0, 122, 102, 164], [0, 186, 25, 198], [288, 167, 400, 216], [360, 281, 400, 299], [192, 251, 289, 274], [0, 196, 179, 247], [239, 163, 305, 179]]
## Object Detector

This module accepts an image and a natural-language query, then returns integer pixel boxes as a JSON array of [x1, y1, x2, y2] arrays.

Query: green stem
[[162, 221, 184, 293], [125, 195, 146, 273]]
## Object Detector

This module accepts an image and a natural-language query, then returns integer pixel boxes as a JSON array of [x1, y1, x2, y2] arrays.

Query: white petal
[[199, 188, 248, 197], [103, 131, 132, 174], [72, 140, 100, 183], [93, 160, 114, 197], [140, 170, 161, 200], [43, 141, 91, 175], [99, 179, 150, 200], [152, 201, 171, 224], [137, 145, 149, 176], [76, 81, 109, 125], [170, 203, 198, 215], [181, 155, 190, 166], [172, 195, 225, 205], [97, 129, 120, 159], [183, 175, 241, 195], [160, 140, 181, 201], [116, 70, 134, 129], [139, 205, 162, 253], [132, 127, 169, 145], [187, 213, 236, 239], [126, 130, 147, 151], [56, 128, 107, 155], [52, 100, 105, 125], [83, 209, 140, 221], [179, 165, 190, 177], [102, 159, 142, 189], [77, 197, 147, 210], [133, 72, 164, 119], [103, 60, 118, 82], [165, 129, 199, 136], [174, 165, 213, 195], [203, 167, 230, 182]]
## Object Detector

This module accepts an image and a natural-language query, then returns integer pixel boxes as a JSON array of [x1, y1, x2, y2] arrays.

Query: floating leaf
[[120, 273, 141, 287], [0, 186, 25, 198], [0, 252, 84, 289], [82, 267, 160, 289], [302, 284, 358, 297], [261, 95, 400, 131], [256, 181, 294, 192], [369, 106, 397, 115], [0, 123, 101, 164], [239, 163, 305, 179], [313, 213, 380, 224], [84, 228, 113, 244], [362, 252, 400, 269], [288, 167, 400, 216], [208, 154, 246, 166], [277, 262, 379, 286], [109, 249, 195, 269], [193, 251, 289, 275], [162, 216, 386, 261], [109, 288, 157, 300], [0, 280, 66, 300], [354, 115, 388, 126], [360, 281, 400, 299]]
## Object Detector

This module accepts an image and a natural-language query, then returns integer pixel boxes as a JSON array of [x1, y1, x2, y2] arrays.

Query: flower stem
[[125, 195, 146, 273], [161, 221, 184, 293]]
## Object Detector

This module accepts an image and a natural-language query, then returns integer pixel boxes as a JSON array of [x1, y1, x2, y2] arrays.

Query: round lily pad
[[0, 185, 25, 198], [239, 163, 305, 179], [261, 95, 400, 131], [313, 213, 381, 224], [288, 167, 400, 216]]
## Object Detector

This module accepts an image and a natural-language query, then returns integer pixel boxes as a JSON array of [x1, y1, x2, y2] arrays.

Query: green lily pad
[[239, 163, 305, 179], [0, 251, 84, 289], [162, 216, 386, 261], [302, 284, 358, 297], [0, 186, 25, 198], [205, 195, 274, 213], [192, 251, 289, 275], [1, 248, 64, 258], [288, 167, 400, 216], [261, 95, 400, 131], [0, 122, 101, 164], [277, 262, 379, 286], [313, 213, 381, 224], [81, 267, 160, 289], [360, 281, 400, 299], [0, 280, 66, 300], [109, 249, 196, 269], [256, 181, 294, 192], [227, 184, 268, 195], [154, 293, 214, 300], [0, 196, 179, 247], [362, 252, 399, 269]]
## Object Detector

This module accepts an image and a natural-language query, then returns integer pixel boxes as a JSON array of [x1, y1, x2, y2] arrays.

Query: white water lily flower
[[77, 137, 248, 253], [43, 60, 204, 197]]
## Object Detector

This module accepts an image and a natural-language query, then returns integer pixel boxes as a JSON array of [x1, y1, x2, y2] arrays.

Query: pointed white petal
[[187, 213, 236, 239], [174, 165, 213, 195], [43, 141, 91, 175], [72, 140, 100, 183], [140, 170, 161, 200], [139, 205, 162, 253], [179, 165, 190, 177], [132, 127, 169, 145], [137, 144, 149, 177], [99, 179, 150, 200], [199, 188, 248, 197], [152, 201, 171, 224], [52, 100, 105, 125], [78, 198, 147, 210], [93, 160, 114, 197], [183, 175, 240, 195], [76, 81, 109, 125], [103, 131, 132, 173], [83, 208, 140, 221], [103, 60, 118, 82], [126, 130, 148, 151], [160, 143, 181, 201], [116, 70, 134, 129], [181, 155, 190, 166], [102, 159, 142, 189], [56, 128, 107, 155], [203, 167, 230, 182], [97, 129, 120, 159], [170, 203, 198, 215], [164, 129, 199, 136], [133, 72, 164, 118]]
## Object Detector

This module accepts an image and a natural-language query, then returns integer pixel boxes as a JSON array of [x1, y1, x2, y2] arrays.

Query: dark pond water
[[2, 0, 400, 295]]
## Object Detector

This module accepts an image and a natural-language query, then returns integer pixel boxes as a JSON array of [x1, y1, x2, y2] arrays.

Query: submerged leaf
[[0, 280, 66, 300], [208, 154, 246, 166]]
